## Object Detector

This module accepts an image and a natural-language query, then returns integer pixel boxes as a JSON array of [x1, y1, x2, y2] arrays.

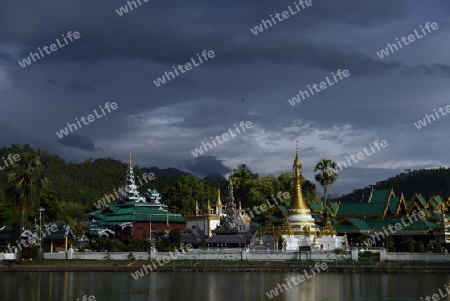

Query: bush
[[90, 237, 123, 252], [333, 248, 345, 254], [408, 240, 415, 252], [155, 230, 182, 252], [125, 239, 150, 252], [433, 240, 442, 253], [384, 236, 396, 252], [417, 241, 425, 253]]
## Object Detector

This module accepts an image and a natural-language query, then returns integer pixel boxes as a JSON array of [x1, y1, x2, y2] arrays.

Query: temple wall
[[383, 252, 450, 262], [13, 250, 449, 262], [60, 250, 352, 261]]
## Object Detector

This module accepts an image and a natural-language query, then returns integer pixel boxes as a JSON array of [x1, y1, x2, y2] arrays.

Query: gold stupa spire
[[288, 125, 309, 212], [216, 186, 222, 206], [129, 154, 132, 166]]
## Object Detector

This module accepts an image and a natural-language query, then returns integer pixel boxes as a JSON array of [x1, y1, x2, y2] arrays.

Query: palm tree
[[231, 164, 257, 207], [314, 158, 339, 207], [7, 153, 49, 259]]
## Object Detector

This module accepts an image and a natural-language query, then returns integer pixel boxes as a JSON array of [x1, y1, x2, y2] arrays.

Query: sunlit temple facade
[[262, 144, 343, 251]]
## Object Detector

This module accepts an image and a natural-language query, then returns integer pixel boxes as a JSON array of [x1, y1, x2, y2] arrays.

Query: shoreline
[[1, 262, 450, 273]]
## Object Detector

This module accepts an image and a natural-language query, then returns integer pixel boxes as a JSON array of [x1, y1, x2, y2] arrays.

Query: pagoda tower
[[285, 142, 317, 236], [279, 130, 342, 251], [117, 154, 145, 203], [215, 186, 224, 215]]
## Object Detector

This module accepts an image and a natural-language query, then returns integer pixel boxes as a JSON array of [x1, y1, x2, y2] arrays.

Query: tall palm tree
[[7, 153, 49, 259], [314, 158, 339, 207], [231, 164, 257, 207]]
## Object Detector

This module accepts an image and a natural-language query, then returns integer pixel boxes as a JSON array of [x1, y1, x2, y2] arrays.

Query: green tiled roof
[[87, 201, 185, 233], [0, 226, 11, 240], [398, 219, 436, 232], [389, 197, 400, 213], [369, 190, 390, 203], [337, 203, 386, 216], [276, 206, 288, 215], [429, 212, 442, 220], [365, 220, 393, 230], [416, 194, 428, 208], [336, 218, 371, 231], [309, 202, 324, 212], [312, 214, 324, 222], [90, 203, 185, 223], [44, 226, 74, 239], [429, 195, 444, 209], [329, 202, 339, 213]]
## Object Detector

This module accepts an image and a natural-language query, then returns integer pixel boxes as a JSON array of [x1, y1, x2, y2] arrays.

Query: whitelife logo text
[[153, 50, 215, 87], [56, 102, 118, 139], [376, 22, 438, 59], [18, 31, 81, 68], [190, 121, 252, 157]]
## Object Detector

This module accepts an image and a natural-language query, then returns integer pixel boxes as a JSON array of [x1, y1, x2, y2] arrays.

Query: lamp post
[[149, 214, 152, 240], [149, 214, 152, 261], [36, 207, 45, 260]]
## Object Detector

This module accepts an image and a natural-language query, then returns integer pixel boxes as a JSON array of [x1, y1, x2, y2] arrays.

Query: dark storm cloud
[[0, 124, 25, 148], [0, 53, 12, 65], [3, 0, 448, 79], [183, 156, 232, 177], [46, 78, 58, 87], [57, 134, 98, 151], [65, 82, 96, 92], [1, 0, 450, 195]]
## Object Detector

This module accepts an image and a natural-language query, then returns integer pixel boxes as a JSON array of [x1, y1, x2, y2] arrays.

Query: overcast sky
[[1, 0, 449, 196]]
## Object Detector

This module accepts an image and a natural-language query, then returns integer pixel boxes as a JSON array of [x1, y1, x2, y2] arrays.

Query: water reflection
[[1, 271, 449, 301]]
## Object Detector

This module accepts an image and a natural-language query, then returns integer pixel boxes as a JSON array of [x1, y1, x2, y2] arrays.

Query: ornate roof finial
[[216, 187, 222, 206], [228, 176, 234, 202], [129, 154, 132, 166], [295, 121, 299, 154]]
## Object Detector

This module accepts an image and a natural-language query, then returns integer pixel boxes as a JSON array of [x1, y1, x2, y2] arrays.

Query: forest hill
[[0, 153, 21, 171]]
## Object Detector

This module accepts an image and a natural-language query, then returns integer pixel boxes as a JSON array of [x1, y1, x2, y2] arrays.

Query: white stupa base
[[281, 234, 344, 251]]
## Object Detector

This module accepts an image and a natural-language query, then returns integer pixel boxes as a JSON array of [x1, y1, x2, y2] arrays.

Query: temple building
[[262, 143, 343, 251], [86, 156, 185, 241], [184, 188, 224, 237], [204, 178, 254, 248], [330, 188, 447, 250], [183, 179, 254, 248]]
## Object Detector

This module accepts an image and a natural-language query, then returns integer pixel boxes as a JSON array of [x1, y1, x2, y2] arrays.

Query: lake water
[[1, 271, 449, 301]]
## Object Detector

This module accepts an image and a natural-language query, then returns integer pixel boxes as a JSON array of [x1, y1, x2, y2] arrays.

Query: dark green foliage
[[231, 166, 321, 210], [408, 240, 415, 252], [385, 236, 396, 252], [0, 145, 322, 225], [433, 240, 442, 253], [357, 234, 369, 246], [358, 251, 379, 260], [90, 237, 123, 252], [125, 239, 150, 252], [337, 167, 450, 203], [155, 230, 182, 252], [417, 241, 425, 253], [314, 158, 339, 206]]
